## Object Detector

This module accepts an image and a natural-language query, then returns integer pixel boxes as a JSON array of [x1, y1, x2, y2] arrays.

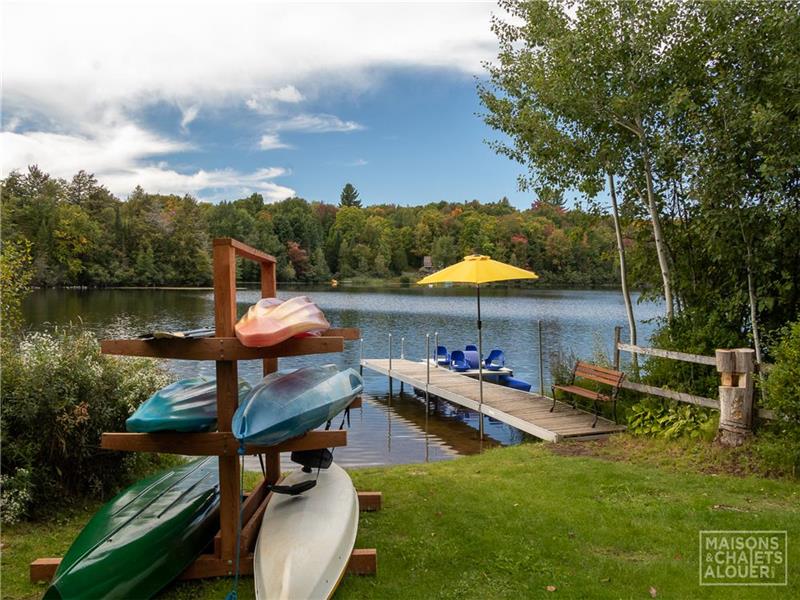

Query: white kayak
[[254, 462, 359, 600]]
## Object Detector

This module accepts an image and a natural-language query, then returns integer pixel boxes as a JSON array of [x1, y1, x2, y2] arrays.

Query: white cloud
[[267, 85, 304, 103], [258, 133, 291, 150], [2, 2, 497, 124], [1, 123, 295, 202], [101, 166, 295, 203], [274, 114, 364, 133], [179, 105, 200, 131], [1, 1, 499, 201], [1, 122, 189, 178], [246, 85, 305, 114], [3, 116, 22, 132], [348, 158, 368, 167]]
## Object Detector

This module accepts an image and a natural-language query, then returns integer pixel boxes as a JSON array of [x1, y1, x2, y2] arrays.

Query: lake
[[23, 286, 661, 468]]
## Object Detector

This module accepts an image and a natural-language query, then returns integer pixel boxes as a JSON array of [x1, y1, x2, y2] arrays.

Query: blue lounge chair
[[463, 350, 480, 370], [450, 350, 469, 372], [465, 344, 478, 352], [484, 349, 505, 371], [436, 345, 450, 366]]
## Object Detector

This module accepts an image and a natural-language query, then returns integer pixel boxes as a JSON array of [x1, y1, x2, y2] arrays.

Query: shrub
[[548, 347, 577, 387], [0, 239, 33, 339], [0, 468, 32, 525], [760, 319, 800, 475], [627, 399, 716, 440], [763, 319, 800, 426], [643, 312, 739, 400], [0, 328, 169, 522]]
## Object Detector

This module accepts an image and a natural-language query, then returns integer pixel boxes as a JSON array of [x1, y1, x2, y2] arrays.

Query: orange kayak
[[235, 296, 330, 347]]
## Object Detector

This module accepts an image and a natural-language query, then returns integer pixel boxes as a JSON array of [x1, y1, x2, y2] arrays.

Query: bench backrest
[[574, 361, 624, 388]]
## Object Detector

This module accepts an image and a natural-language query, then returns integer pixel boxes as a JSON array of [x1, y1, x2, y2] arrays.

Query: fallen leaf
[[674, 552, 682, 560], [568, 531, 575, 539], [600, 578, 610, 583], [546, 585, 557, 592], [649, 586, 657, 598]]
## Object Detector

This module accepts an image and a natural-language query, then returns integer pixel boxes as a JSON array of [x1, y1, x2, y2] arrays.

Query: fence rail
[[614, 331, 776, 423], [616, 342, 717, 366], [619, 380, 718, 409]]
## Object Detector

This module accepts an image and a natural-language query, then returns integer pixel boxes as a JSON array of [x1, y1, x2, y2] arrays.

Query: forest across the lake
[[0, 170, 635, 288]]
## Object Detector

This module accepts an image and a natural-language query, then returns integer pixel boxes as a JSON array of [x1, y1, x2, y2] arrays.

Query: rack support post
[[213, 242, 241, 563]]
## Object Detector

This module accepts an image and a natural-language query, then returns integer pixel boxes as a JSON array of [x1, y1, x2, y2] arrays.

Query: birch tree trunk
[[738, 211, 763, 366], [608, 171, 639, 376], [637, 124, 675, 322]]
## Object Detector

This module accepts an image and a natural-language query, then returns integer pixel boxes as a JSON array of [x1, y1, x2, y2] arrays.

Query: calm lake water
[[23, 286, 661, 468]]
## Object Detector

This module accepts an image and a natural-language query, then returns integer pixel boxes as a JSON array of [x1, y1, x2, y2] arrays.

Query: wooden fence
[[611, 326, 776, 444]]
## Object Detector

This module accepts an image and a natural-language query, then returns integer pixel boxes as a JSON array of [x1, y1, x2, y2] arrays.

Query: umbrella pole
[[477, 284, 484, 441]]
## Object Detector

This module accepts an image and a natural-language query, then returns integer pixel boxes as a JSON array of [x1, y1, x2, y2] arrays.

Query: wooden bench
[[550, 361, 625, 427]]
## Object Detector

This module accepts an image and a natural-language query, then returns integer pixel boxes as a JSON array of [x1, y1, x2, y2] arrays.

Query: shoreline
[[29, 282, 642, 292]]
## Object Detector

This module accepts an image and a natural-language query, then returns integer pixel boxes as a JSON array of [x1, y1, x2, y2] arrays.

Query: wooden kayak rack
[[31, 238, 379, 585]]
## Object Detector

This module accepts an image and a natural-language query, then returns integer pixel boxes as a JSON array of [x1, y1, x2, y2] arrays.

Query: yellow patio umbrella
[[418, 255, 538, 438]]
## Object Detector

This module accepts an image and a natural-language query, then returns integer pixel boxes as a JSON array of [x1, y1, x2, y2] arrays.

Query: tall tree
[[609, 172, 638, 374], [339, 183, 362, 208], [480, 0, 679, 321]]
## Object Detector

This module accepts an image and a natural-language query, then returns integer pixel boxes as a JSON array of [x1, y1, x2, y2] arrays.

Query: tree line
[[0, 169, 636, 288]]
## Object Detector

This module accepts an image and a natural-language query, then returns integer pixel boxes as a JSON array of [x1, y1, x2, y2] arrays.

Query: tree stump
[[715, 349, 755, 447]]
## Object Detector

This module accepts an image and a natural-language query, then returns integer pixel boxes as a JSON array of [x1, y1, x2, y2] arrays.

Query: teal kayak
[[126, 377, 251, 433], [44, 458, 219, 599], [232, 365, 363, 447]]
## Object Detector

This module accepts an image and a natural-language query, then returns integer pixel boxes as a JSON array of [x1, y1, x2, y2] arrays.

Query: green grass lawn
[[3, 442, 798, 599]]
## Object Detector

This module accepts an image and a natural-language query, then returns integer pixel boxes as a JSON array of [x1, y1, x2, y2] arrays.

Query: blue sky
[[142, 69, 529, 207], [1, 1, 533, 208]]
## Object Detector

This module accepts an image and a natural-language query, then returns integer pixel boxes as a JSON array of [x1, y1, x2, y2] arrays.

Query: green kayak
[[45, 458, 219, 599]]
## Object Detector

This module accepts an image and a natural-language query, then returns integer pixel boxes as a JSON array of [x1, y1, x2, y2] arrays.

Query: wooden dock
[[361, 359, 625, 442]]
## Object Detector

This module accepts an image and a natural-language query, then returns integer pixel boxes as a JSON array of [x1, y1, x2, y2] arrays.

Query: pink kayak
[[235, 296, 330, 347]]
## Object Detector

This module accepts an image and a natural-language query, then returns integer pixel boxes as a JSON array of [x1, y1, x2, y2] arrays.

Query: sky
[[1, 0, 537, 208]]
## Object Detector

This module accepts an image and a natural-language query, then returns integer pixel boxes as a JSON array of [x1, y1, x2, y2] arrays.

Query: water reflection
[[23, 286, 661, 467]]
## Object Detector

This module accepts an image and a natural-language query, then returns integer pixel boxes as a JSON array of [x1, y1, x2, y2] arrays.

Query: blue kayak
[[232, 365, 363, 446], [126, 377, 251, 433]]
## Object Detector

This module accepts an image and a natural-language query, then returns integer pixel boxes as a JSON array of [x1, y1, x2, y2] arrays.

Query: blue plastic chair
[[484, 349, 505, 371], [463, 350, 480, 370], [465, 344, 478, 352], [450, 350, 469, 372], [436, 345, 450, 366]]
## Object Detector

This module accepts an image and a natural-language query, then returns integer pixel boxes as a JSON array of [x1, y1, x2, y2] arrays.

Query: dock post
[[400, 337, 405, 393], [434, 332, 439, 368], [538, 319, 545, 397], [388, 333, 393, 397], [425, 333, 430, 461], [613, 326, 621, 371], [359, 337, 364, 375], [426, 333, 431, 398], [426, 334, 431, 390]]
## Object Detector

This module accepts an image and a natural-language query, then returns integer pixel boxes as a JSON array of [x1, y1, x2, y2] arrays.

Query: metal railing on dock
[[361, 329, 624, 443]]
